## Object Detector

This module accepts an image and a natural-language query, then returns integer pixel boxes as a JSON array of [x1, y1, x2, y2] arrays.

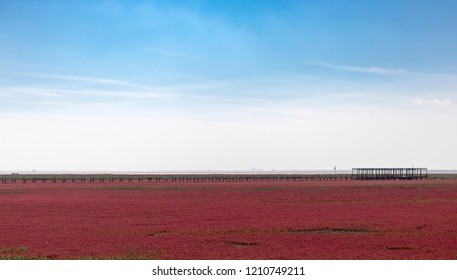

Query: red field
[[1, 179, 457, 259]]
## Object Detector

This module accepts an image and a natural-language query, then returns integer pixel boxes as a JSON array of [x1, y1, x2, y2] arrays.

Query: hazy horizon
[[1, 168, 455, 176]]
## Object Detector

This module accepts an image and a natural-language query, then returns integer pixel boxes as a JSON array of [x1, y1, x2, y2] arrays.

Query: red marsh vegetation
[[0, 179, 457, 259]]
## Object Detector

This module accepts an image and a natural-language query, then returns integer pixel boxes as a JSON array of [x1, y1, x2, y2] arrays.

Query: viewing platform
[[351, 168, 428, 180]]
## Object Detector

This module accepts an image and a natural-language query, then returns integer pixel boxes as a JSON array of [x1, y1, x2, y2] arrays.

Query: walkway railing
[[0, 173, 352, 183]]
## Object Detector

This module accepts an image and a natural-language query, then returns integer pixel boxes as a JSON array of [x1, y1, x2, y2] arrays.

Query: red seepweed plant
[[0, 179, 456, 259]]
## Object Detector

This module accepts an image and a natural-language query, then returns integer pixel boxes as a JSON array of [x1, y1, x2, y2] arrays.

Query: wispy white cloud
[[413, 98, 454, 106], [23, 73, 140, 87], [299, 59, 409, 75], [0, 87, 65, 99], [0, 59, 72, 70], [298, 59, 457, 80], [0, 86, 175, 103], [141, 47, 197, 59]]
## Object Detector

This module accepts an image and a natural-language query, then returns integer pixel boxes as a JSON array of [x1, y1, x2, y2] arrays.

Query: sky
[[0, 0, 456, 172]]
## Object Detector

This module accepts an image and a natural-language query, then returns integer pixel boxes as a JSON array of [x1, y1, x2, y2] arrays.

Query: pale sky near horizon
[[0, 0, 456, 171]]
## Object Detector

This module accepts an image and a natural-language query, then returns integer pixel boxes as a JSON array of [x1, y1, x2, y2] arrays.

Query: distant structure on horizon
[[352, 168, 428, 180]]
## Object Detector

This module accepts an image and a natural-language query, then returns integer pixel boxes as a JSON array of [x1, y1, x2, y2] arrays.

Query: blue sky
[[1, 0, 456, 171]]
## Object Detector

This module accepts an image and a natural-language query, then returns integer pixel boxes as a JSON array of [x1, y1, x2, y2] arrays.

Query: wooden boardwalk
[[0, 169, 429, 184], [0, 173, 352, 184]]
